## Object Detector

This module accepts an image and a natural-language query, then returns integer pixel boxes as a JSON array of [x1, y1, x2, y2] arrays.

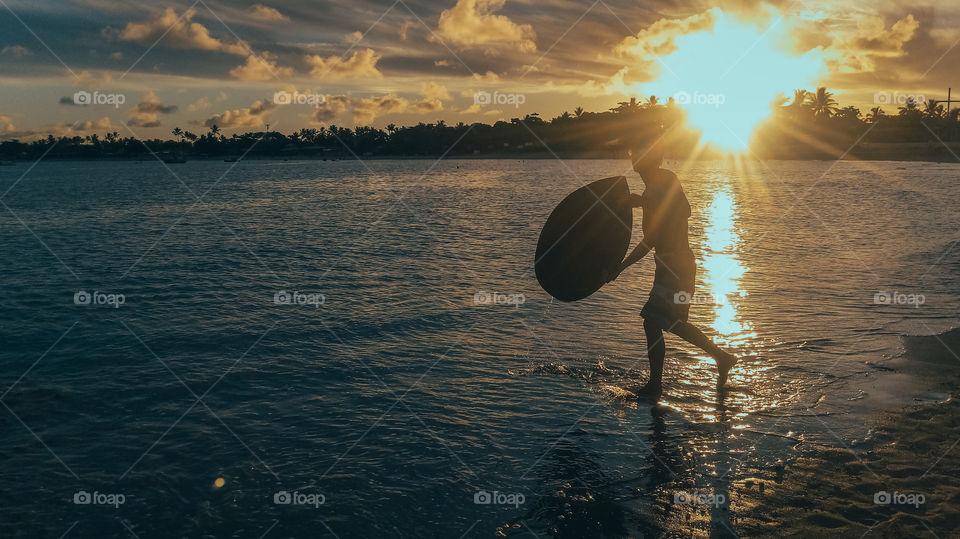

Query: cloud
[[343, 31, 363, 44], [128, 91, 177, 127], [315, 84, 451, 125], [399, 20, 416, 41], [432, 0, 536, 54], [306, 48, 383, 80], [249, 4, 289, 22], [420, 82, 451, 101], [415, 82, 450, 112], [0, 114, 14, 133], [73, 70, 115, 88], [844, 14, 919, 66], [202, 98, 275, 128], [230, 53, 294, 81], [434, 59, 451, 67], [119, 8, 248, 55], [791, 12, 919, 73], [187, 97, 211, 112], [74, 117, 115, 132], [351, 95, 409, 125], [0, 45, 31, 58], [313, 95, 350, 123], [472, 71, 500, 81], [616, 8, 718, 57]]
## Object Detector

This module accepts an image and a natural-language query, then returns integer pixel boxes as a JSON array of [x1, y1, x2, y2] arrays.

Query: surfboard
[[535, 176, 633, 302]]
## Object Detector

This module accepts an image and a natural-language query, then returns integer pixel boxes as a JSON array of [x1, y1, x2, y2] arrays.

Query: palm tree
[[610, 97, 641, 114], [208, 124, 221, 138], [808, 87, 838, 119], [866, 107, 885, 123], [898, 98, 920, 117], [787, 89, 809, 119], [172, 127, 183, 142], [573, 106, 584, 119], [646, 95, 659, 107], [923, 99, 944, 119], [771, 93, 789, 112]]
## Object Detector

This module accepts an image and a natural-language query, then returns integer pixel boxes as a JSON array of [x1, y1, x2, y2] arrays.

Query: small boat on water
[[224, 157, 240, 162]]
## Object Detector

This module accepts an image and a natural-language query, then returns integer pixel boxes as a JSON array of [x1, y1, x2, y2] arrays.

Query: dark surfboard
[[535, 176, 633, 302]]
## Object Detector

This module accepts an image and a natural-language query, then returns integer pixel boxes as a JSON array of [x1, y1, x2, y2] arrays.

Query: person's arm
[[607, 200, 659, 282]]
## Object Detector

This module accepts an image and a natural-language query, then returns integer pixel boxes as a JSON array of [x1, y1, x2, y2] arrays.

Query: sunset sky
[[0, 0, 957, 140]]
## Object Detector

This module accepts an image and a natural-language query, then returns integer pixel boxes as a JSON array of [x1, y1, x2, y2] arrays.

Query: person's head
[[629, 135, 665, 177]]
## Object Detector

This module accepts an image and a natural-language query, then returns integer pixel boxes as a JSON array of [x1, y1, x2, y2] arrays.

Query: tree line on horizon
[[2, 87, 958, 161]]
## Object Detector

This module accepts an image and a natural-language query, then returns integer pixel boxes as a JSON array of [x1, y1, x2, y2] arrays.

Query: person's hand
[[604, 263, 624, 283]]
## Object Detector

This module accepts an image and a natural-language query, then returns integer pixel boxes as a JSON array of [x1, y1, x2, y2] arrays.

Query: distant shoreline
[[3, 141, 960, 163]]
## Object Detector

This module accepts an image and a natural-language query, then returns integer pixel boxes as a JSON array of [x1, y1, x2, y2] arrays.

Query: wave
[[901, 326, 960, 367]]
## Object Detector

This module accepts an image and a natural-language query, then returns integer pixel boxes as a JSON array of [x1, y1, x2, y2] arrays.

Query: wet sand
[[733, 330, 960, 537], [733, 397, 959, 537]]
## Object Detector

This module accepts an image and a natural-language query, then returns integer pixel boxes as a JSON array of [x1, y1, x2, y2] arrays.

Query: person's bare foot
[[716, 351, 737, 387], [636, 380, 663, 401]]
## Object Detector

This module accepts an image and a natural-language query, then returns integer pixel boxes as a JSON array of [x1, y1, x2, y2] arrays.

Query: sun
[[645, 11, 825, 152]]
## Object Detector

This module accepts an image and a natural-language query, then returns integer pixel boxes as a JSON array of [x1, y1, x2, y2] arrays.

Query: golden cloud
[[306, 48, 383, 80], [230, 54, 295, 81], [119, 8, 248, 55], [615, 8, 718, 58], [73, 70, 115, 88], [203, 98, 275, 128], [352, 94, 409, 124], [791, 13, 919, 73], [128, 91, 178, 128], [74, 117, 114, 132], [187, 97, 211, 112], [249, 4, 289, 22], [432, 0, 536, 54], [0, 114, 14, 133]]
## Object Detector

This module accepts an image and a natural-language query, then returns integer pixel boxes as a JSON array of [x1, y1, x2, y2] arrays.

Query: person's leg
[[669, 320, 737, 386], [643, 318, 666, 397]]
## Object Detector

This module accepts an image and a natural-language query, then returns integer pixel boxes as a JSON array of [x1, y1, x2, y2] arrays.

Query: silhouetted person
[[607, 136, 737, 400]]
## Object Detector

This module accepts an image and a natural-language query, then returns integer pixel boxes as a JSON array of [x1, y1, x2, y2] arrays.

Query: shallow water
[[0, 158, 957, 537]]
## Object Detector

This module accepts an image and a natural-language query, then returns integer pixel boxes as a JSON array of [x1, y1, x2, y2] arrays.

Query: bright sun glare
[[646, 11, 825, 151]]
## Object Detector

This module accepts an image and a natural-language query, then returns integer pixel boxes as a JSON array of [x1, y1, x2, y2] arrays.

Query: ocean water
[[0, 158, 957, 537]]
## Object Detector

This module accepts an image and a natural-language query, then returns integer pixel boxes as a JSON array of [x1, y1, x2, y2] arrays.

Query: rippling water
[[0, 158, 957, 537]]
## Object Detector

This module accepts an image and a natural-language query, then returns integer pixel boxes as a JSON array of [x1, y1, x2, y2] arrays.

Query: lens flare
[[646, 11, 825, 151]]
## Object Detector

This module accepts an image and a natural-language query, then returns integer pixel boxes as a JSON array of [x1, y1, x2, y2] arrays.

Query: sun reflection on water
[[702, 185, 755, 346]]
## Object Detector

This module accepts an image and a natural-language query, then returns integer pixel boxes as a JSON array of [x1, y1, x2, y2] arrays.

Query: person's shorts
[[641, 252, 696, 328]]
